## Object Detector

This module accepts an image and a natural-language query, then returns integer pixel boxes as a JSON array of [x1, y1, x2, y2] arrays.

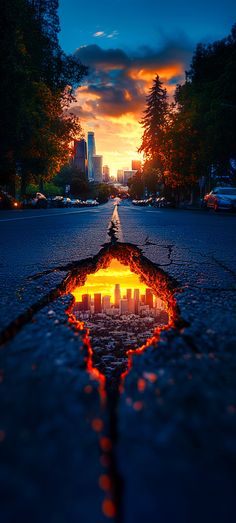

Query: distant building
[[126, 289, 132, 300], [102, 296, 111, 311], [134, 289, 140, 314], [82, 294, 91, 311], [88, 132, 96, 181], [117, 170, 124, 184], [145, 289, 153, 309], [103, 165, 110, 182], [120, 299, 128, 315], [94, 293, 102, 313], [114, 284, 121, 308], [132, 160, 142, 171], [123, 170, 137, 185], [128, 298, 135, 314], [93, 155, 103, 182], [73, 139, 88, 178]]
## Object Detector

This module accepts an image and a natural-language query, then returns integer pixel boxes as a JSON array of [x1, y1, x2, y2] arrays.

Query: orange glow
[[129, 63, 184, 83], [102, 499, 116, 518], [137, 378, 146, 392], [99, 474, 112, 491], [72, 258, 147, 304], [143, 372, 157, 382], [91, 418, 104, 432], [66, 245, 179, 401], [100, 437, 112, 452], [67, 312, 106, 402], [84, 384, 93, 394], [73, 59, 185, 174], [133, 401, 144, 411]]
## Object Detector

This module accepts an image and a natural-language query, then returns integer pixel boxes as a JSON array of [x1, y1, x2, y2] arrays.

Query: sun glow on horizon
[[72, 258, 148, 303]]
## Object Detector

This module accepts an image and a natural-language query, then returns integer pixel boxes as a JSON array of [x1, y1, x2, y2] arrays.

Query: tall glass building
[[92, 155, 103, 183], [73, 139, 88, 178], [88, 132, 96, 181]]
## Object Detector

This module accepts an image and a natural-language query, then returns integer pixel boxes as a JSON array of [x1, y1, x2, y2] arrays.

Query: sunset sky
[[59, 0, 236, 175], [72, 259, 148, 303]]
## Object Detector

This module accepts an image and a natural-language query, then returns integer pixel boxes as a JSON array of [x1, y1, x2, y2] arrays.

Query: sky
[[72, 259, 148, 303], [59, 0, 236, 175]]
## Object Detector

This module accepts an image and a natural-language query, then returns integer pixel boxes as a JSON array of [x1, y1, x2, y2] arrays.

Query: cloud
[[72, 39, 193, 173], [93, 31, 106, 38], [92, 30, 119, 39]]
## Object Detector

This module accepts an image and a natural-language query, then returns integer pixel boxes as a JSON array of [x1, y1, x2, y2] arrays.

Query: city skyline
[[72, 258, 149, 302], [59, 0, 236, 173], [73, 284, 165, 318], [74, 132, 141, 180]]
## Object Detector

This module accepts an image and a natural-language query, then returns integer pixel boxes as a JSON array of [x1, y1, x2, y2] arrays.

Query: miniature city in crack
[[71, 258, 169, 378]]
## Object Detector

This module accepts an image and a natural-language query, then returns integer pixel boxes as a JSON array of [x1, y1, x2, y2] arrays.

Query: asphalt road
[[0, 202, 114, 329], [0, 202, 236, 523]]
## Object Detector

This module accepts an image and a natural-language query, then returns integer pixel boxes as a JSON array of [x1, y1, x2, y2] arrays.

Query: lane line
[[0, 209, 102, 223]]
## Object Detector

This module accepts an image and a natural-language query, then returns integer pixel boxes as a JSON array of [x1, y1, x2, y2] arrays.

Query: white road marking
[[0, 209, 101, 223]]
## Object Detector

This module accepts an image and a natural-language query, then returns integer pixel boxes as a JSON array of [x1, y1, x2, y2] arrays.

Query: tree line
[[0, 0, 87, 196], [129, 24, 236, 201]]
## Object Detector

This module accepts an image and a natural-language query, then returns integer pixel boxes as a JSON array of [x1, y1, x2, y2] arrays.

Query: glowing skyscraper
[[73, 139, 88, 178], [93, 155, 103, 182], [114, 284, 121, 308], [88, 132, 96, 181]]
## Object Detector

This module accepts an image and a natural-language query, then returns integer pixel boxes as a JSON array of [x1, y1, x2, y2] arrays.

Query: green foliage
[[55, 165, 90, 197], [0, 0, 87, 196], [138, 25, 236, 198], [44, 182, 63, 196], [25, 182, 62, 196], [127, 172, 145, 199], [139, 75, 168, 180], [167, 25, 236, 191]]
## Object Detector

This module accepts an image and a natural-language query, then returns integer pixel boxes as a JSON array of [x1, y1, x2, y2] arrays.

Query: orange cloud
[[129, 63, 184, 83], [72, 44, 191, 175]]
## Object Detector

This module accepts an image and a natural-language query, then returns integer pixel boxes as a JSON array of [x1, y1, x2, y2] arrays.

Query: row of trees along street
[[0, 0, 87, 197], [129, 24, 236, 203]]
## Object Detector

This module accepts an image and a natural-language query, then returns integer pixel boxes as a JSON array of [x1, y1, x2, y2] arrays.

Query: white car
[[204, 187, 236, 211]]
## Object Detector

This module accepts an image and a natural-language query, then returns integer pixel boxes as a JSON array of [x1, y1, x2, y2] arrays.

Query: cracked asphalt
[[0, 201, 236, 523]]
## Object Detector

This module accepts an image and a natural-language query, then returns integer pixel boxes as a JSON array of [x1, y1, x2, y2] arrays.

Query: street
[[0, 201, 236, 523]]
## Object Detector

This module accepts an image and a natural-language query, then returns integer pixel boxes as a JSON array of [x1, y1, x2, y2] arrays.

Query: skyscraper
[[117, 170, 124, 184], [93, 155, 103, 182], [94, 293, 102, 313], [82, 294, 91, 311], [88, 132, 96, 181], [134, 289, 140, 314], [114, 284, 121, 308], [120, 299, 128, 315], [123, 170, 137, 185], [73, 139, 88, 178], [102, 296, 111, 311], [145, 289, 153, 309], [103, 165, 110, 182]]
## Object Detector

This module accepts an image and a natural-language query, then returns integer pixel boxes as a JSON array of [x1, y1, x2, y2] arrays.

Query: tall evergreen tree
[[138, 75, 168, 165]]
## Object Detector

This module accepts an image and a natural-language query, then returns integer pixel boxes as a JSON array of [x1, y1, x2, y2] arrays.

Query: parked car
[[63, 197, 72, 207], [30, 192, 48, 208], [51, 196, 64, 208], [0, 190, 21, 210], [70, 198, 82, 207], [203, 187, 236, 211]]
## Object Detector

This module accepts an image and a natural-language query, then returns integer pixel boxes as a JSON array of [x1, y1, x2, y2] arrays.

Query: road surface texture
[[0, 201, 236, 523]]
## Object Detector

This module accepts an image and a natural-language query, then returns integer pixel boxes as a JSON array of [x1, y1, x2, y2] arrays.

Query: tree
[[55, 165, 89, 197], [167, 25, 236, 194], [138, 75, 168, 168], [127, 171, 144, 199], [0, 0, 87, 195]]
